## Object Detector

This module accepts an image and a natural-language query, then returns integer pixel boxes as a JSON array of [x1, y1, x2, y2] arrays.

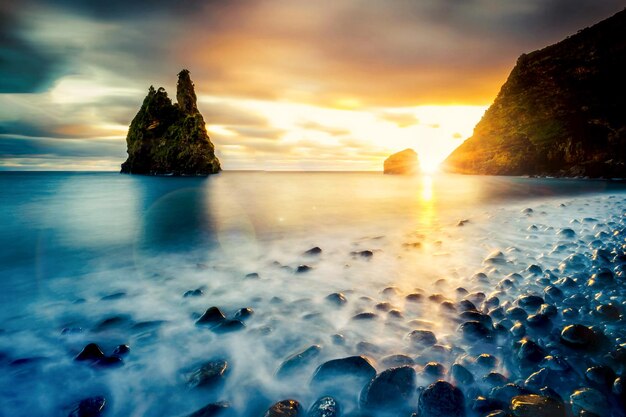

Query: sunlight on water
[[0, 172, 625, 416]]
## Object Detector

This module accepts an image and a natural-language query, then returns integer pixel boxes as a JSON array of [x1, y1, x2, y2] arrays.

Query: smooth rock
[[510, 394, 566, 417], [417, 381, 465, 417], [75, 343, 105, 362], [186, 402, 231, 417], [311, 356, 376, 387], [186, 359, 228, 388], [276, 345, 322, 378], [570, 388, 608, 416], [408, 330, 437, 347], [264, 400, 302, 417], [306, 396, 339, 417], [360, 366, 416, 411], [69, 396, 106, 417], [196, 307, 226, 327]]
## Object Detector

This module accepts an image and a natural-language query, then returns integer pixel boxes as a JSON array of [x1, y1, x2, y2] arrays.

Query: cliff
[[443, 9, 626, 177], [120, 70, 221, 176], [384, 148, 419, 174]]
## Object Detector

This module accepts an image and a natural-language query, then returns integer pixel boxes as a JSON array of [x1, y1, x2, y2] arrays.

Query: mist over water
[[0, 172, 625, 416]]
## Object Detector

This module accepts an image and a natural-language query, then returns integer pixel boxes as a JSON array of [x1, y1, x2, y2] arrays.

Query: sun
[[420, 159, 440, 174]]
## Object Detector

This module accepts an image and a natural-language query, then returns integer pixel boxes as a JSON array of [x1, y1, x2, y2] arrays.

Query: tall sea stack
[[120, 70, 221, 176], [444, 9, 626, 177]]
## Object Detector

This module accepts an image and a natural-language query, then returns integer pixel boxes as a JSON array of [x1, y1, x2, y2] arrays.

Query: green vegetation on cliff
[[121, 70, 221, 176], [444, 9, 626, 177]]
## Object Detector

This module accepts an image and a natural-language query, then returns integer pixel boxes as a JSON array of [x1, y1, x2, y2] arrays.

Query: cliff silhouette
[[444, 9, 626, 177], [121, 70, 221, 176]]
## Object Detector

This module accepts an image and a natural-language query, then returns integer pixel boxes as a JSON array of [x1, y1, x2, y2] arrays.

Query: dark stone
[[510, 394, 566, 417], [422, 362, 446, 378], [526, 314, 552, 330], [311, 356, 376, 386], [506, 307, 528, 321], [380, 354, 414, 367], [408, 330, 437, 347], [93, 315, 132, 332], [69, 396, 106, 417], [458, 321, 492, 341], [417, 381, 465, 417], [516, 339, 546, 367], [304, 247, 322, 256], [120, 70, 221, 176], [276, 345, 322, 378], [585, 366, 616, 390], [472, 396, 505, 414], [75, 343, 105, 361], [490, 384, 532, 404], [325, 293, 347, 306], [476, 354, 497, 369], [594, 304, 621, 321], [296, 265, 312, 274], [112, 344, 130, 356], [212, 319, 245, 333], [245, 272, 260, 279], [517, 295, 544, 310], [306, 397, 339, 417], [186, 402, 231, 417], [264, 400, 302, 417], [352, 250, 374, 258], [459, 311, 492, 327], [361, 366, 416, 412], [186, 359, 228, 388], [560, 324, 597, 349], [184, 289, 204, 297], [196, 307, 226, 327], [352, 312, 377, 320], [483, 372, 508, 386], [101, 292, 126, 301], [234, 307, 254, 321], [95, 356, 123, 368], [451, 363, 474, 385]]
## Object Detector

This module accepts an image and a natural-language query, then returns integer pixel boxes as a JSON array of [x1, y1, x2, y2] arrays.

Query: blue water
[[0, 171, 625, 416]]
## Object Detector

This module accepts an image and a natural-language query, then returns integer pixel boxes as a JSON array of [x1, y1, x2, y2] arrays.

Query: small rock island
[[120, 70, 221, 176], [444, 9, 626, 177], [384, 148, 419, 174]]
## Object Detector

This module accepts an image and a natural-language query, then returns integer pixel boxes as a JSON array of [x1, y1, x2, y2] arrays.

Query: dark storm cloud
[[0, 10, 67, 93], [0, 135, 124, 159], [32, 0, 209, 20]]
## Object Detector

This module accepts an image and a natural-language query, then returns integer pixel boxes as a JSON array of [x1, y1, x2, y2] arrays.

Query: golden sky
[[0, 0, 623, 171]]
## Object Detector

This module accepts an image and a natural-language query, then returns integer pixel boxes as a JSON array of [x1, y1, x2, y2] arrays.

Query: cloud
[[298, 121, 351, 136], [0, 135, 125, 159], [378, 112, 420, 128]]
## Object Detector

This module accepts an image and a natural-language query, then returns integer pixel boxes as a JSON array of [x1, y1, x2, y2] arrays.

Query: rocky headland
[[444, 9, 626, 178], [120, 70, 221, 176], [384, 149, 419, 175]]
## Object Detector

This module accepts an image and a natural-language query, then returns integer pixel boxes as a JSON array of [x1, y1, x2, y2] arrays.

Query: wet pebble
[[417, 381, 465, 417], [276, 345, 322, 378], [185, 359, 228, 388], [570, 388, 608, 416], [196, 307, 226, 327], [408, 330, 437, 347], [306, 396, 339, 417], [510, 394, 566, 417], [360, 366, 416, 411], [186, 402, 231, 417], [325, 293, 347, 306], [264, 400, 302, 417], [69, 396, 106, 417]]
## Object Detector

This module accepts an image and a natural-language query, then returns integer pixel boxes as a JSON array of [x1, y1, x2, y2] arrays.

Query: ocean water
[[0, 171, 625, 416]]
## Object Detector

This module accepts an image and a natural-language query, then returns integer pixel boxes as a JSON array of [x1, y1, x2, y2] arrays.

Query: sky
[[0, 0, 623, 172]]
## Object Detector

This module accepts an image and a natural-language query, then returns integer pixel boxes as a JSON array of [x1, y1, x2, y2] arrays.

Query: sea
[[0, 171, 625, 416]]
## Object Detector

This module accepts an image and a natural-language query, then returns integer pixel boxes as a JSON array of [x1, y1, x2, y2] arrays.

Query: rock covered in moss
[[120, 69, 221, 176]]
